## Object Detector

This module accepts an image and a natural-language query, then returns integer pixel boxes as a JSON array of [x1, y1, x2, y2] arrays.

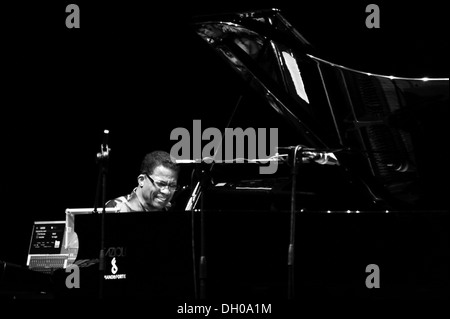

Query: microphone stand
[[199, 168, 207, 300], [287, 145, 302, 300], [94, 130, 110, 300], [183, 94, 245, 300], [185, 160, 213, 300]]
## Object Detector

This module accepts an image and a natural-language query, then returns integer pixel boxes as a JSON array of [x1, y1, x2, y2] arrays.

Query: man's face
[[142, 165, 178, 210]]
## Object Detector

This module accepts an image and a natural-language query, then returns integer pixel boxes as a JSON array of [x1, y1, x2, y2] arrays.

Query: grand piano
[[55, 8, 448, 300], [188, 7, 448, 212]]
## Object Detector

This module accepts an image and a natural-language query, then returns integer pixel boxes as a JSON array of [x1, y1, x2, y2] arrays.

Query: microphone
[[303, 151, 339, 166], [276, 146, 339, 166], [97, 129, 110, 160]]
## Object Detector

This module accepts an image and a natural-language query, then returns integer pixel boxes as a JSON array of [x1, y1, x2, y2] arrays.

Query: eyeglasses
[[146, 174, 179, 192]]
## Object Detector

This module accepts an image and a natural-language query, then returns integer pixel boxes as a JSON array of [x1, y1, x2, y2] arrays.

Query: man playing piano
[[106, 150, 180, 212]]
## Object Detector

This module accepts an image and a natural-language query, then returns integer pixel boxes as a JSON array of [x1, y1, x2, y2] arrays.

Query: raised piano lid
[[191, 8, 449, 210]]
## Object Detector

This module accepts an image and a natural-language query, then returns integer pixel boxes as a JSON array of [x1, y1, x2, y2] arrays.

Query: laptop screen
[[28, 221, 65, 255]]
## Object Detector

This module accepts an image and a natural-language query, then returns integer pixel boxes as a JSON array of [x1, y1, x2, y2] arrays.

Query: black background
[[1, 0, 448, 284]]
